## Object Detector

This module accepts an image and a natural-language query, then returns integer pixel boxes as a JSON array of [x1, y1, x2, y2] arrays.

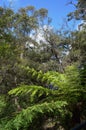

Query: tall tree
[[67, 0, 86, 20]]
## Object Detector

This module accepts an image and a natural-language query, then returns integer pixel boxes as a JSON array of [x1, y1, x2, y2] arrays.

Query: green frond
[[8, 85, 54, 102], [5, 101, 67, 130], [8, 65, 84, 103], [18, 66, 67, 91]]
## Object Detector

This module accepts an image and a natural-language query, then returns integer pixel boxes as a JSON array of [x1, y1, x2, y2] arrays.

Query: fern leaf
[[5, 101, 67, 129]]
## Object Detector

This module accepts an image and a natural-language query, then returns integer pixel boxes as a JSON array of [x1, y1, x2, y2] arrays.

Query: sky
[[0, 0, 78, 29]]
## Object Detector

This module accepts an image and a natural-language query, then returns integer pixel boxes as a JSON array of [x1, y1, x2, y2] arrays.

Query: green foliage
[[8, 85, 53, 102], [69, 30, 86, 64], [0, 96, 6, 113], [5, 101, 67, 130], [0, 43, 17, 60], [19, 65, 66, 88], [0, 3, 86, 130], [67, 0, 86, 20], [5, 64, 85, 129]]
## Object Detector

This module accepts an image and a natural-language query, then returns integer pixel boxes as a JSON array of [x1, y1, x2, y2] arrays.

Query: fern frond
[[5, 101, 67, 130], [20, 66, 64, 87], [8, 85, 54, 102]]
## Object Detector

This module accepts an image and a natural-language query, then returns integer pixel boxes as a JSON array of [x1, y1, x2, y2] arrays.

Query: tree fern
[[4, 65, 86, 129]]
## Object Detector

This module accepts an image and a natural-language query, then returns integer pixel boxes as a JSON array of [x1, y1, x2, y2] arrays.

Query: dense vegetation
[[0, 0, 86, 129]]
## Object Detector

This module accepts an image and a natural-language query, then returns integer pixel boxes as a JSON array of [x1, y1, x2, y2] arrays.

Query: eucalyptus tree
[[66, 0, 86, 66], [67, 0, 86, 21], [0, 6, 15, 42]]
